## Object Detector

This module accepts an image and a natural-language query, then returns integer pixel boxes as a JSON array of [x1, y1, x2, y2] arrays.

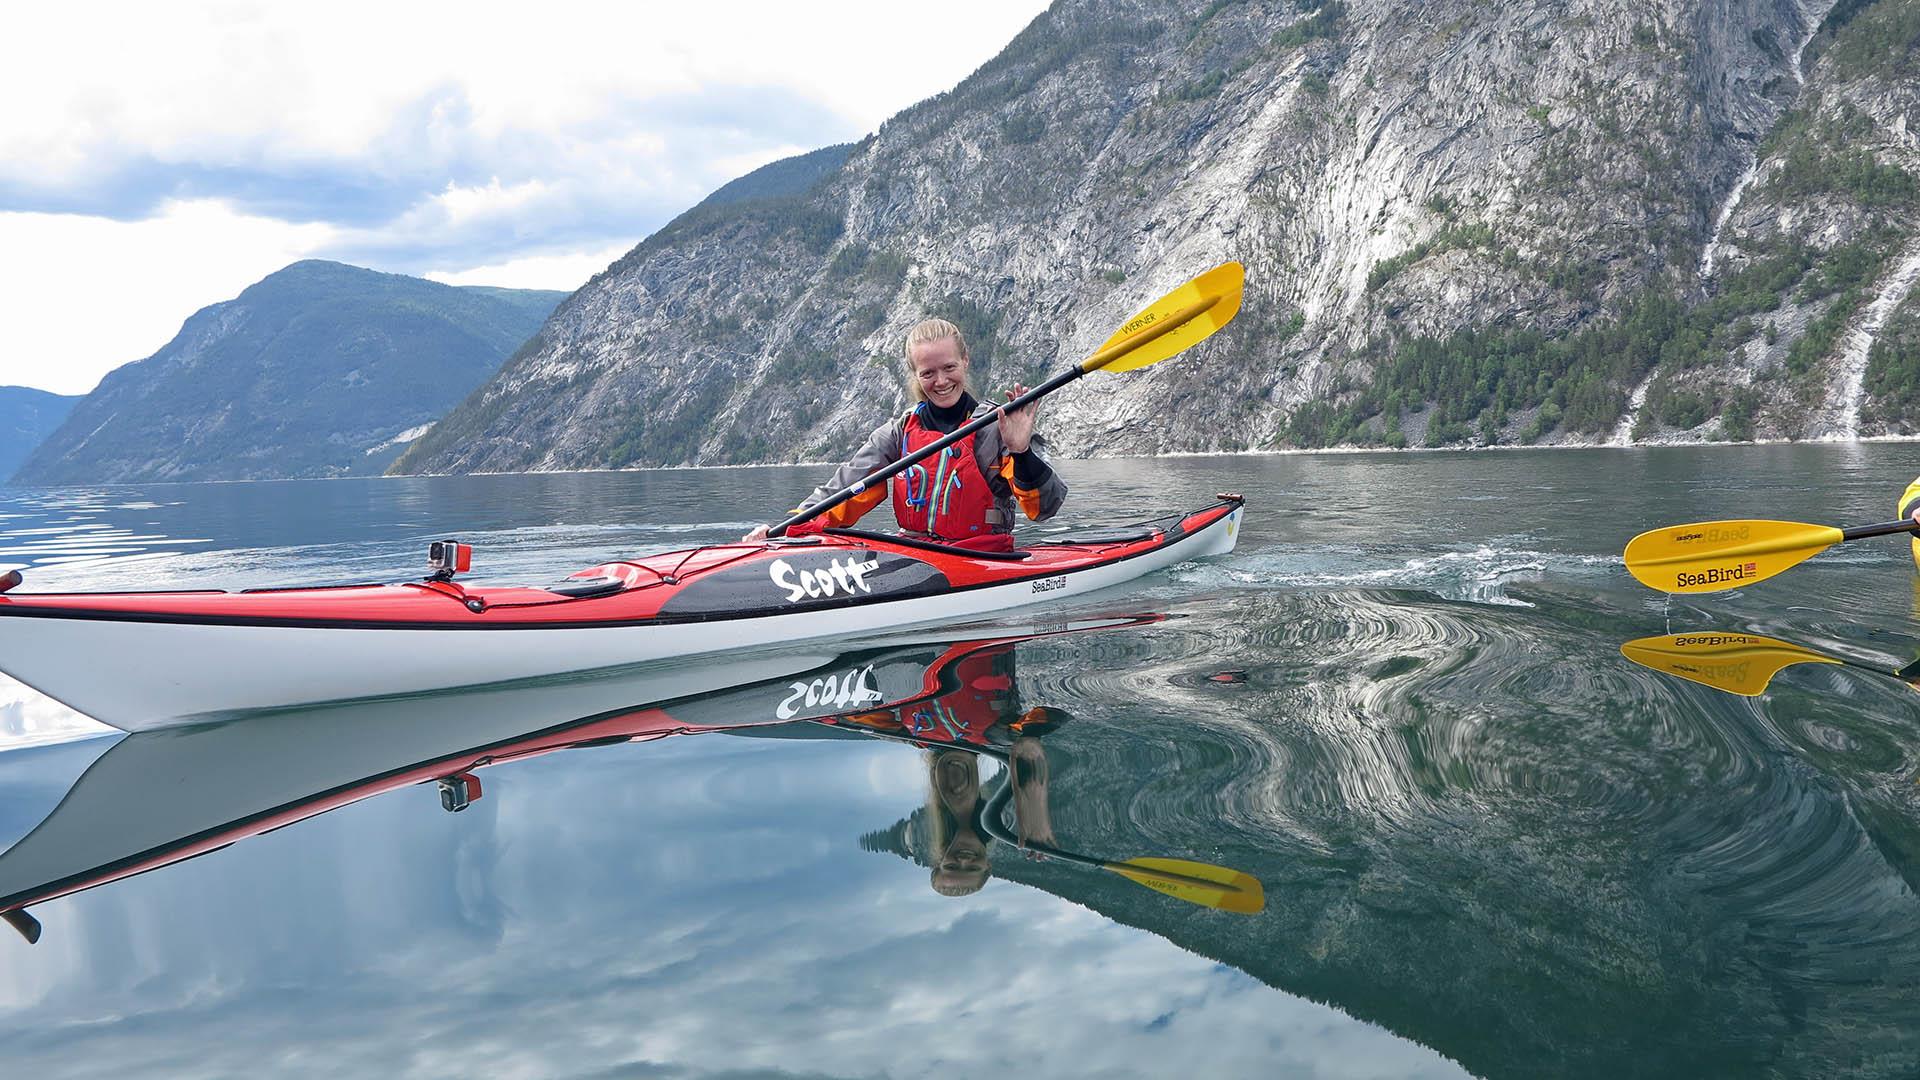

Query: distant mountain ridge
[[0, 388, 79, 483], [13, 262, 564, 484]]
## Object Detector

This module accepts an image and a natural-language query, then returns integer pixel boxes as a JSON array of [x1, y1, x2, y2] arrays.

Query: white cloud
[[428, 178, 558, 227], [0, 0, 1054, 396], [0, 201, 337, 395], [0, 2, 1041, 164], [0, 675, 111, 749], [424, 244, 631, 292]]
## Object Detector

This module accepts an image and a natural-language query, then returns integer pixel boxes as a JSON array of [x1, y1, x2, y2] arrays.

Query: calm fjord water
[[2, 444, 1918, 1079]]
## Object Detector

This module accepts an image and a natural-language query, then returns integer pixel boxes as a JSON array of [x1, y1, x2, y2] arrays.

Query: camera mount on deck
[[426, 539, 472, 582]]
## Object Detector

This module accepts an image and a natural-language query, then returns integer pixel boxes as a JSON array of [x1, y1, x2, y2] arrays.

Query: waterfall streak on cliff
[[1696, 0, 1822, 283], [1699, 164, 1761, 280], [1834, 244, 1920, 439], [1610, 375, 1654, 446]]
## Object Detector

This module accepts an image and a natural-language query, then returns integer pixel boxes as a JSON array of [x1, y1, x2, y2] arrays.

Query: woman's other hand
[[742, 524, 770, 543], [998, 384, 1038, 453]]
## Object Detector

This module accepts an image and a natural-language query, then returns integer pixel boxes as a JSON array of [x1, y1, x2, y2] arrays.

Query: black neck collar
[[920, 392, 976, 428]]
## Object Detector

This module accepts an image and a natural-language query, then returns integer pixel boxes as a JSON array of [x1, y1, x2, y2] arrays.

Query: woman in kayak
[[743, 318, 1066, 551]]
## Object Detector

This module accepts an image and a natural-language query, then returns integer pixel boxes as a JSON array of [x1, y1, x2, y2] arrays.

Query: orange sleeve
[[998, 456, 1045, 521], [794, 485, 888, 530]]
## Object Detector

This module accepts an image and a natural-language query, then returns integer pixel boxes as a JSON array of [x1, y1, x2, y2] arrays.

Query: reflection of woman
[[830, 638, 1067, 895], [926, 749, 990, 896], [918, 722, 1061, 897]]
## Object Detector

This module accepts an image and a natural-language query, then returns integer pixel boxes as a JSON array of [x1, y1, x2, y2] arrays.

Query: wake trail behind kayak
[[1170, 541, 1619, 607]]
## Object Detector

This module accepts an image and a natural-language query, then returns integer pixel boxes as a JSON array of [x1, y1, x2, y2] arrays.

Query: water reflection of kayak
[[0, 500, 1240, 731], [0, 616, 1156, 945]]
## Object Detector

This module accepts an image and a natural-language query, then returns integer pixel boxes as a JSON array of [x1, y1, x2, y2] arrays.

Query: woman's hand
[[998, 383, 1038, 453], [742, 524, 770, 543], [1009, 736, 1056, 848]]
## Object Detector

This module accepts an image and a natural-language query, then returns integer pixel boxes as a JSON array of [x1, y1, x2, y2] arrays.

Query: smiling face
[[931, 830, 989, 896], [909, 336, 970, 409]]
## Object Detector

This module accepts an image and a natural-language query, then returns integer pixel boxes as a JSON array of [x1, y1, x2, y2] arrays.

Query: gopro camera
[[427, 539, 472, 580]]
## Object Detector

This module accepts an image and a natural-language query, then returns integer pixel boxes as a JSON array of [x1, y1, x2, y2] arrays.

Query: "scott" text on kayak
[[770, 555, 882, 603], [776, 665, 882, 719]]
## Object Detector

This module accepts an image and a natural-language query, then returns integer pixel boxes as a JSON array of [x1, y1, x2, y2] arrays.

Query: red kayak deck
[[0, 501, 1239, 628]]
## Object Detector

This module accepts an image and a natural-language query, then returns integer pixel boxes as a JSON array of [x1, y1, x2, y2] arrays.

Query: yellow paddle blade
[[1106, 856, 1266, 915], [1622, 519, 1844, 594], [1620, 632, 1841, 697], [1083, 261, 1245, 375]]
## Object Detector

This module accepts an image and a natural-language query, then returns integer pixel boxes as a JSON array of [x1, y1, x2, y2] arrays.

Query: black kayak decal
[[658, 550, 951, 618]]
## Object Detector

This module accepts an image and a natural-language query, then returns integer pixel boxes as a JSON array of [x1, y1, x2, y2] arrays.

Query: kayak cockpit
[[1035, 524, 1161, 545], [820, 527, 1033, 561], [546, 576, 626, 599]]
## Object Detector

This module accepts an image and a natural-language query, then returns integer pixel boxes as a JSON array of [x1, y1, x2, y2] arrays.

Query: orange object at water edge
[[1900, 476, 1920, 570]]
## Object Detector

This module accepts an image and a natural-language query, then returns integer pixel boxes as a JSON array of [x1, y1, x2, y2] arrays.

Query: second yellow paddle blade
[[1622, 519, 1843, 594], [1109, 857, 1266, 915], [1620, 632, 1840, 697], [1086, 261, 1244, 374]]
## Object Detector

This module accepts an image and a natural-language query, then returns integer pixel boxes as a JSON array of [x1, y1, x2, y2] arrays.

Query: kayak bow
[[0, 499, 1243, 729]]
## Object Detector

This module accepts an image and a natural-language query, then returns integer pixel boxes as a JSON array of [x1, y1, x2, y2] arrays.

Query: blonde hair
[[923, 749, 989, 897], [903, 318, 973, 404]]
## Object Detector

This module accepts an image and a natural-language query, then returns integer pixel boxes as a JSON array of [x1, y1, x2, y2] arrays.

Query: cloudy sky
[[0, 1, 1052, 396]]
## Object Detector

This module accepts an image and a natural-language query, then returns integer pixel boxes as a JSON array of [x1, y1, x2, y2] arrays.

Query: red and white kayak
[[0, 498, 1243, 729]]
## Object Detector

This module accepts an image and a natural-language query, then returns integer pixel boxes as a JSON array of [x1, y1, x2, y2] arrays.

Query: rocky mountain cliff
[[396, 0, 1920, 471], [14, 262, 563, 484], [0, 388, 78, 482]]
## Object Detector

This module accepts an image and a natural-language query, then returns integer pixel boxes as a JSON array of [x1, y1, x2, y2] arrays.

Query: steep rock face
[[398, 0, 1918, 470], [15, 263, 563, 483], [0, 388, 79, 482], [1627, 0, 1920, 442]]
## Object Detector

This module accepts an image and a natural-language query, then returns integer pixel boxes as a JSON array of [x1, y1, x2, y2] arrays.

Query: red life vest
[[890, 405, 999, 542], [898, 642, 1016, 745]]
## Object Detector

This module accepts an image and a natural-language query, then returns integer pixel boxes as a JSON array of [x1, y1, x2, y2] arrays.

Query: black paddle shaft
[[1842, 519, 1920, 541], [768, 365, 1083, 538]]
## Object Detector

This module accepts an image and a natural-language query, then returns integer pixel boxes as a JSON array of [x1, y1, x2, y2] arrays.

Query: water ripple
[[960, 581, 1920, 1075]]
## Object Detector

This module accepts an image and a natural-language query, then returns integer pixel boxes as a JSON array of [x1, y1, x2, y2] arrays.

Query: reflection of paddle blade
[[1109, 857, 1266, 915], [1620, 633, 1841, 697], [1087, 262, 1244, 374], [1622, 520, 1844, 594]]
